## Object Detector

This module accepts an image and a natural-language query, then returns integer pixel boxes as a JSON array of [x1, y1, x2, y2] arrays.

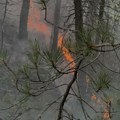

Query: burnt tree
[[18, 0, 30, 39]]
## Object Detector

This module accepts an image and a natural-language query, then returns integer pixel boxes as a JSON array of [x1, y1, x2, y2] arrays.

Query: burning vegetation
[[0, 0, 119, 120], [58, 35, 75, 68]]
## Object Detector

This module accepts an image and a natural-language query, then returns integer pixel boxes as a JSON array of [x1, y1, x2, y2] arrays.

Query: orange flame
[[28, 0, 75, 69], [28, 0, 50, 36], [91, 94, 97, 101], [103, 108, 110, 120], [91, 94, 111, 120], [58, 35, 75, 68]]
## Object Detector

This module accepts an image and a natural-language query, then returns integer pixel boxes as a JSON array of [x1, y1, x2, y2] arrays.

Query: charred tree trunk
[[74, 0, 83, 39], [18, 0, 30, 39], [51, 0, 61, 50], [74, 0, 87, 100]]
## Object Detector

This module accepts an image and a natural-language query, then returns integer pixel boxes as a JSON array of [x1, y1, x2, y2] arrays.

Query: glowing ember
[[58, 35, 75, 68], [103, 108, 110, 120], [91, 94, 97, 100], [28, 0, 50, 36]]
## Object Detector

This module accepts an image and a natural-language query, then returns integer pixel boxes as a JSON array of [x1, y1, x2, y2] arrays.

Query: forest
[[0, 0, 120, 120]]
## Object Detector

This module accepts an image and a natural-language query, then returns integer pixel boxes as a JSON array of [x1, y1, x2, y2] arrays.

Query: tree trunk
[[18, 0, 30, 39], [51, 0, 61, 51], [74, 0, 87, 100], [74, 0, 83, 39]]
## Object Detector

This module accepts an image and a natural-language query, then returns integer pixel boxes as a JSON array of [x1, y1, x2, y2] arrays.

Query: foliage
[[95, 71, 111, 92], [0, 0, 120, 120]]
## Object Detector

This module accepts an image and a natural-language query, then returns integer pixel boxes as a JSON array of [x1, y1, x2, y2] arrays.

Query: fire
[[91, 93, 111, 120], [91, 93, 97, 100], [27, 2, 112, 119], [103, 108, 110, 120], [58, 35, 75, 68], [28, 0, 75, 69], [28, 0, 50, 36]]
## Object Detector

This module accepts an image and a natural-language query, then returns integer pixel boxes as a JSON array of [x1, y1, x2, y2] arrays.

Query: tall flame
[[28, 0, 50, 36], [28, 0, 75, 69], [58, 35, 75, 68]]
